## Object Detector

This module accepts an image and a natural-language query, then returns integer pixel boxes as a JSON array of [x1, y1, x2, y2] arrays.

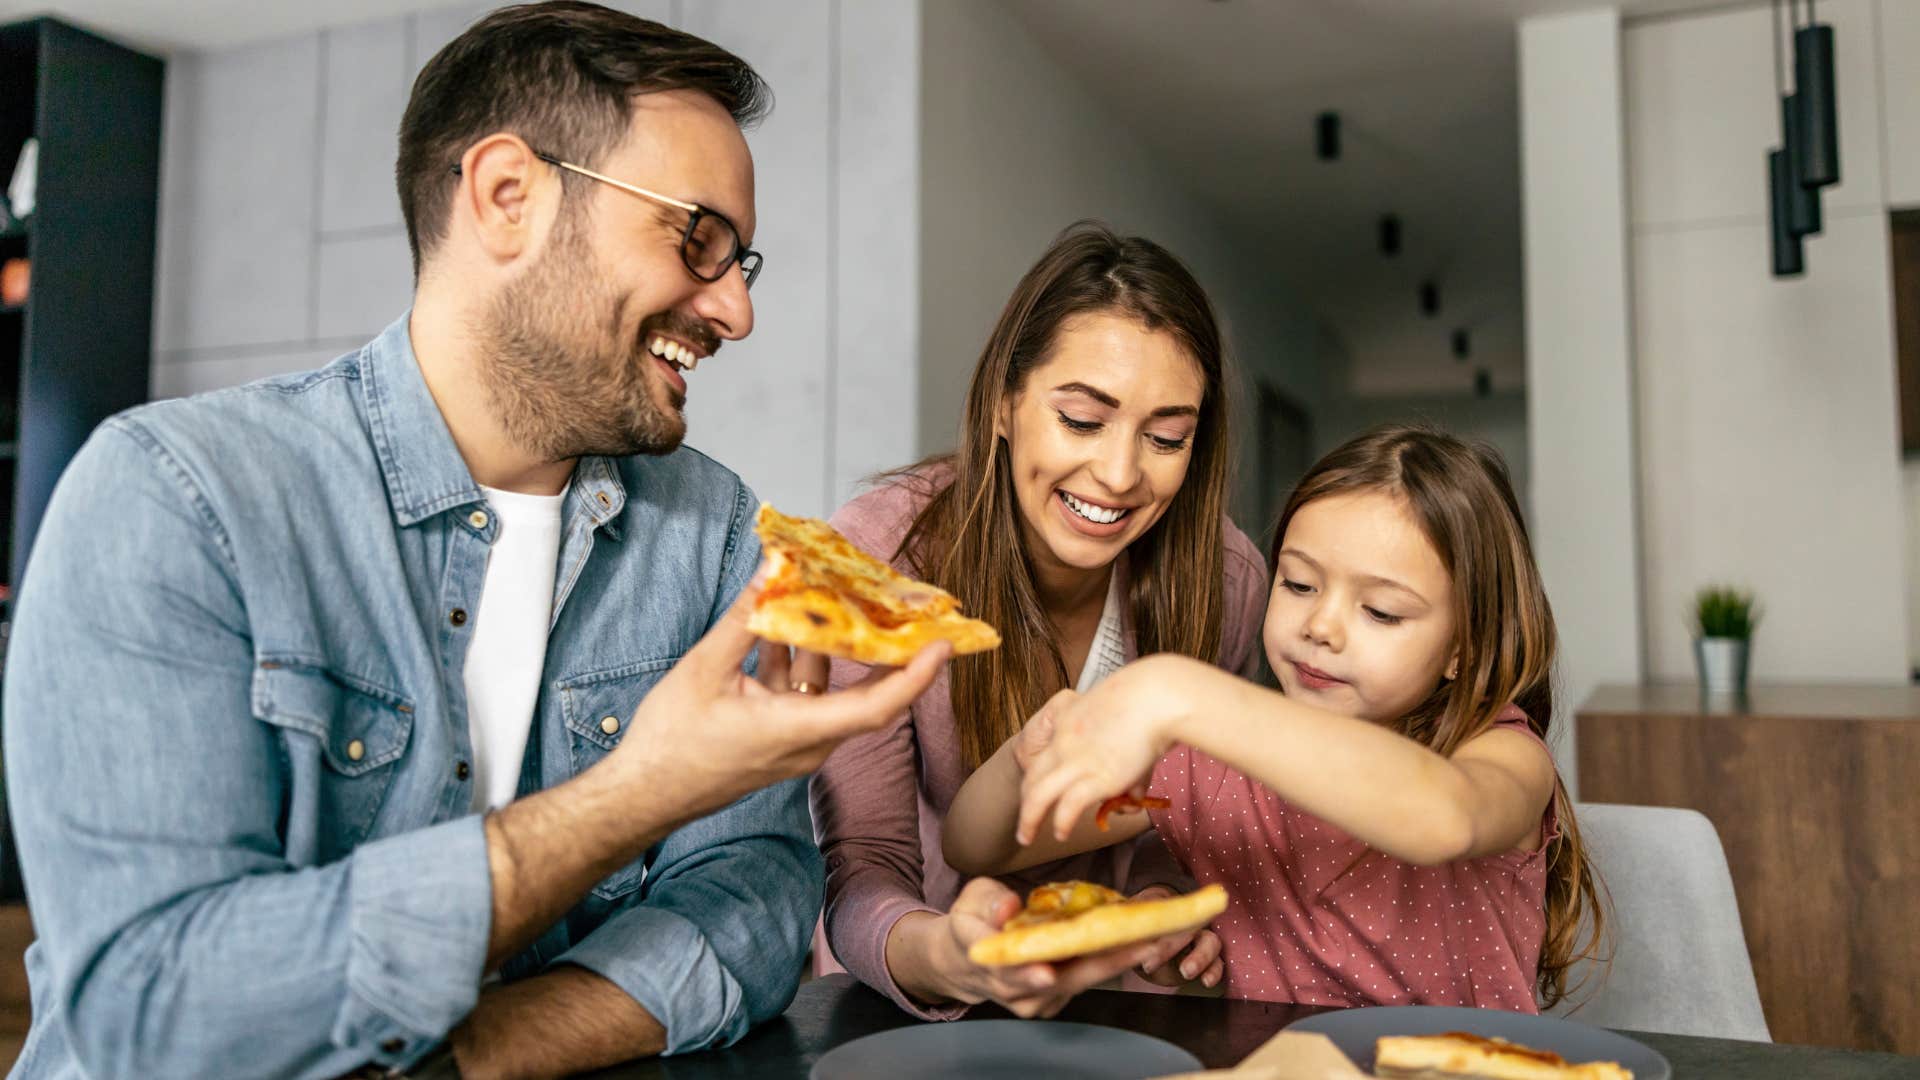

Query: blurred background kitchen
[[0, 0, 1913, 1067]]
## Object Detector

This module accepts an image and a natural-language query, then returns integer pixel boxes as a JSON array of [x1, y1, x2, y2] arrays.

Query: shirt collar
[[359, 312, 627, 537]]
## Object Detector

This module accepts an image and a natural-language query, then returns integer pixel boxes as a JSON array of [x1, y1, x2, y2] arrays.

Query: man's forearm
[[484, 760, 687, 968], [450, 965, 666, 1080]]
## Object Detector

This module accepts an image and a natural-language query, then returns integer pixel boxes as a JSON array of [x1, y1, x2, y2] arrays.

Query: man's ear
[[455, 134, 553, 264]]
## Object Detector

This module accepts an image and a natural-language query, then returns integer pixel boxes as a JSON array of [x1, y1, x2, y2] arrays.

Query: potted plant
[[1693, 585, 1758, 694]]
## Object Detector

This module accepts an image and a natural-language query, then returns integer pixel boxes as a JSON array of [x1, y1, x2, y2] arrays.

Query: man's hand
[[482, 573, 947, 968], [608, 575, 949, 828]]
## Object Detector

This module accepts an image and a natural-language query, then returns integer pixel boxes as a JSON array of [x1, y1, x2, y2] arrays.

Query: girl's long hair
[[895, 221, 1231, 771], [1271, 424, 1607, 1009]]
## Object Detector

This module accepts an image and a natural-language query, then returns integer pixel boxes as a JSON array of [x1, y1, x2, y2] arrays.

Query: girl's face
[[1264, 491, 1458, 724], [998, 312, 1205, 580]]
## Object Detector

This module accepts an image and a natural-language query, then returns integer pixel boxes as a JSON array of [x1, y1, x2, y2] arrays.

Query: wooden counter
[[1577, 683, 1920, 1055]]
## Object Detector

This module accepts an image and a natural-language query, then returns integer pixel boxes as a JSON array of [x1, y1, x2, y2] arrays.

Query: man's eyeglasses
[[452, 151, 763, 289]]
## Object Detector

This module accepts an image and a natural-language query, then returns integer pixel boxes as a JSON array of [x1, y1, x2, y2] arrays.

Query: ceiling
[[1003, 0, 1749, 396]]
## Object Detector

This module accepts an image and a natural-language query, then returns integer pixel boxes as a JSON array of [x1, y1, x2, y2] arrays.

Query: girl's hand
[[1012, 689, 1076, 773], [1016, 658, 1189, 845]]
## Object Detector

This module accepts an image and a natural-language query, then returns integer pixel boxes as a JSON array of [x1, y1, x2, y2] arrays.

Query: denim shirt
[[2, 315, 818, 1078]]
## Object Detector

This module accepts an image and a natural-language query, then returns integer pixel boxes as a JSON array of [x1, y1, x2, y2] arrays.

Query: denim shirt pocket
[[251, 660, 415, 864], [558, 656, 679, 901]]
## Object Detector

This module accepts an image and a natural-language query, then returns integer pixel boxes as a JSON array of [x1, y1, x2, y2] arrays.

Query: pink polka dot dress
[[1146, 710, 1555, 1012]]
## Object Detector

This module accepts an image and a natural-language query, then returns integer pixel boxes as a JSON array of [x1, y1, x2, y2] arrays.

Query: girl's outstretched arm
[[1018, 655, 1555, 866], [942, 690, 1151, 877]]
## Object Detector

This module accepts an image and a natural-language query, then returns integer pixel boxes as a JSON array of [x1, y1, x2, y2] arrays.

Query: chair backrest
[[1546, 802, 1771, 1042]]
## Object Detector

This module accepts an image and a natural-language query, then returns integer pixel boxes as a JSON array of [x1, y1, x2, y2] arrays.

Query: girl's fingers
[[1016, 760, 1077, 846], [1052, 775, 1106, 841]]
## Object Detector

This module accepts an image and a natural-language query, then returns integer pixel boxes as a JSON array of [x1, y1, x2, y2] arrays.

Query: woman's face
[[999, 311, 1206, 582]]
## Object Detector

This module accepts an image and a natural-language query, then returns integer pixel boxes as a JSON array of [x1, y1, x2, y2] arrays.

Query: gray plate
[[810, 1019, 1203, 1080], [1287, 1005, 1670, 1079]]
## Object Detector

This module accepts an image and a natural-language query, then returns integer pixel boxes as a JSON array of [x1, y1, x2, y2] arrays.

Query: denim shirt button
[[346, 739, 366, 762], [467, 509, 489, 529], [379, 1037, 405, 1055], [599, 715, 620, 735], [449, 608, 468, 627]]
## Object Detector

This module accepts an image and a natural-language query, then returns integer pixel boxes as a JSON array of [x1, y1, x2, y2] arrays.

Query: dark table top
[[588, 974, 1920, 1079]]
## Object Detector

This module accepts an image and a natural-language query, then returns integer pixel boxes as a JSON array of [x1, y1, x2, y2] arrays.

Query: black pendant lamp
[[1776, 1, 1822, 236], [1769, 148, 1805, 276], [1793, 0, 1840, 188], [1767, 0, 1811, 277], [1782, 95, 1823, 235]]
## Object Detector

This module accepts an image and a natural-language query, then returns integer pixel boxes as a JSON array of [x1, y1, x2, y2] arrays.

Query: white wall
[[1319, 390, 1532, 517], [917, 0, 1338, 538], [150, 0, 917, 518], [1624, 0, 1911, 682], [1518, 8, 1642, 787]]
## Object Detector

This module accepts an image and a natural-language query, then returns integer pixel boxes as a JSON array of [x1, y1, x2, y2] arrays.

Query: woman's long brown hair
[[1270, 424, 1607, 1009], [894, 221, 1231, 772]]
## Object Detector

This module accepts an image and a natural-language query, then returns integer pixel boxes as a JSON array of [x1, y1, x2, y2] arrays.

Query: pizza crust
[[748, 505, 1000, 666], [968, 883, 1229, 967]]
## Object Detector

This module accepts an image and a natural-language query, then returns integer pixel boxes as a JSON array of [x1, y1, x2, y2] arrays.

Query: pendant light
[[1793, 0, 1840, 188], [1777, 0, 1822, 236]]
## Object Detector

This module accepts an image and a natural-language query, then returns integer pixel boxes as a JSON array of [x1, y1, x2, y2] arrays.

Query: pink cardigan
[[810, 470, 1270, 1018]]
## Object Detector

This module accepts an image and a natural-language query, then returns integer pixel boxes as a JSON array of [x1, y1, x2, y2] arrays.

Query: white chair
[[1546, 802, 1771, 1042]]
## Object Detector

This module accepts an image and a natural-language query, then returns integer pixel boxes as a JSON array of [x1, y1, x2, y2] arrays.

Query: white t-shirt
[[462, 484, 566, 812]]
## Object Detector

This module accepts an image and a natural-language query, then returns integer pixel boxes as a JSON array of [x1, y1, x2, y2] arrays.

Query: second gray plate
[[809, 1019, 1203, 1080]]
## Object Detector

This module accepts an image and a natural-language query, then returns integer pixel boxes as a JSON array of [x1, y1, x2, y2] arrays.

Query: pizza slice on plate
[[967, 881, 1229, 967], [1374, 1033, 1633, 1080], [748, 504, 1000, 666]]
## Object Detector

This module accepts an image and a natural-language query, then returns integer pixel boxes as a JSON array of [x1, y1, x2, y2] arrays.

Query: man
[[1, 4, 945, 1077]]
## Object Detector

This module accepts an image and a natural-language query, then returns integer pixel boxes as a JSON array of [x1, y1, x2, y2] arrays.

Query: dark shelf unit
[[0, 18, 163, 902]]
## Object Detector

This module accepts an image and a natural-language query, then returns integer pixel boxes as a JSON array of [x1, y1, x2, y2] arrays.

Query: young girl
[[944, 424, 1604, 1012]]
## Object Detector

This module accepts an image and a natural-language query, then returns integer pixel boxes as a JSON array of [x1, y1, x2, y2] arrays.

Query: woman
[[809, 222, 1270, 1019]]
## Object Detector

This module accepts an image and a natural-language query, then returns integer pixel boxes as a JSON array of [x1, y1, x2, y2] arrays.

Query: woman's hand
[[1128, 884, 1225, 989], [1016, 657, 1195, 846], [889, 878, 1165, 1019]]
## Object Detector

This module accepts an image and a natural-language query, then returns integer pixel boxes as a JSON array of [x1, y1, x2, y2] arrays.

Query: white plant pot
[[1694, 636, 1750, 695]]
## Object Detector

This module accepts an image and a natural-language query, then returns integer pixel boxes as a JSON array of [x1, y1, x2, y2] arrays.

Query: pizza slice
[[748, 504, 1001, 666], [1373, 1033, 1633, 1080], [967, 881, 1229, 967]]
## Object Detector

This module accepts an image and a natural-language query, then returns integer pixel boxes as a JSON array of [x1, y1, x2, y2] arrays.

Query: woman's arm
[[1019, 655, 1555, 866], [943, 692, 1151, 877]]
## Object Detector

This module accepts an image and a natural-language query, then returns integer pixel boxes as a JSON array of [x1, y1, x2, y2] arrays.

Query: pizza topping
[[747, 505, 1000, 665], [1095, 793, 1171, 830]]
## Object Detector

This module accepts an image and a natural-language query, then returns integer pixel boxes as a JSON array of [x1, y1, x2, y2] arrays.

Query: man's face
[[478, 90, 757, 461]]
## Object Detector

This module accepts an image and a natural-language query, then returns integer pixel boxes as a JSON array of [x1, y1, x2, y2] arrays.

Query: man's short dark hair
[[397, 1, 771, 273]]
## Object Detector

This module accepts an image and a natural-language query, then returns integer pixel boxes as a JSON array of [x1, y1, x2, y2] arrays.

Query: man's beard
[[474, 217, 708, 462]]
